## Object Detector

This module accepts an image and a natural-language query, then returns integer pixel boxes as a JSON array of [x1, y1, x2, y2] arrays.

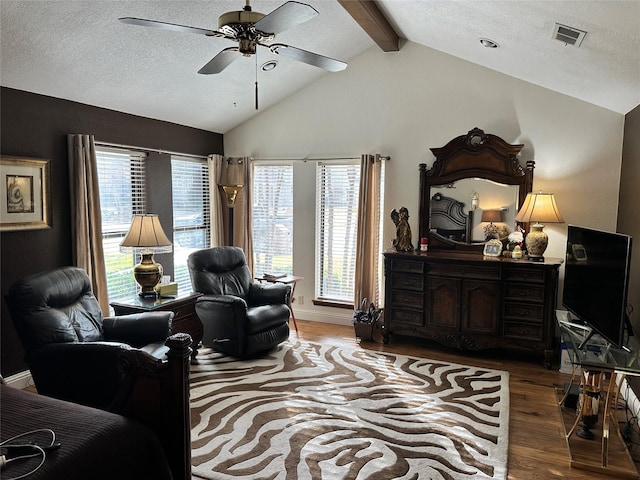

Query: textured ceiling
[[1, 1, 639, 134]]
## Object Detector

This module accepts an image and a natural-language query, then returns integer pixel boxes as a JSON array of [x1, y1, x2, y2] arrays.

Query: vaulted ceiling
[[1, 1, 638, 134]]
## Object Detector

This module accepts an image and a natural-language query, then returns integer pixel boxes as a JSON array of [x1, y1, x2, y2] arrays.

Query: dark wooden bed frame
[[1, 332, 193, 480]]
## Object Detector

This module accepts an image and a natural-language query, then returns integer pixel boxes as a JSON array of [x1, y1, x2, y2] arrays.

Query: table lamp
[[481, 209, 502, 240], [120, 214, 173, 296], [514, 192, 564, 262]]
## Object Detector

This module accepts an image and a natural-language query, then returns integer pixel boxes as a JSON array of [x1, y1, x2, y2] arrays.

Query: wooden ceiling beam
[[337, 0, 400, 52]]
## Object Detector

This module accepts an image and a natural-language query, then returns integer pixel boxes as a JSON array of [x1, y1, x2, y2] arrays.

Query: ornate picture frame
[[483, 238, 503, 257], [0, 156, 51, 231]]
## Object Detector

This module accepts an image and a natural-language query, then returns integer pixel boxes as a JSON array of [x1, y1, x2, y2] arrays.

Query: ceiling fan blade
[[119, 17, 223, 37], [269, 44, 347, 72], [198, 47, 240, 74], [253, 1, 318, 35]]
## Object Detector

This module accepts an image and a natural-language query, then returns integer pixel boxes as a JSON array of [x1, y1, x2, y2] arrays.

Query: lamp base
[[133, 253, 162, 297], [524, 223, 548, 262]]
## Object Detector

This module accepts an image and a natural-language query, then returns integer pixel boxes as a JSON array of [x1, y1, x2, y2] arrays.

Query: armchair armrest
[[195, 294, 249, 342], [248, 282, 292, 306], [104, 311, 173, 348], [195, 294, 247, 321]]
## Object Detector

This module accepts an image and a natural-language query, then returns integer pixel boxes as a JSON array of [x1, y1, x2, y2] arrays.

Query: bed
[[0, 384, 173, 480], [429, 192, 470, 242]]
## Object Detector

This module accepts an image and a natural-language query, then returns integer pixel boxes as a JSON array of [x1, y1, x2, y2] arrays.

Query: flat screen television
[[562, 225, 633, 349]]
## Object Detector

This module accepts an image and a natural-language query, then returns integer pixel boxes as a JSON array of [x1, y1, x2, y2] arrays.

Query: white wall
[[224, 41, 625, 325]]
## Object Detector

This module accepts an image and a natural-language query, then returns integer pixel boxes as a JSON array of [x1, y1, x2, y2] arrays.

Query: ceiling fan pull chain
[[255, 81, 259, 110]]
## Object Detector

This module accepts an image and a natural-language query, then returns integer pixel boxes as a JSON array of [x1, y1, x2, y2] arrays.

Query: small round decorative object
[[512, 245, 523, 259]]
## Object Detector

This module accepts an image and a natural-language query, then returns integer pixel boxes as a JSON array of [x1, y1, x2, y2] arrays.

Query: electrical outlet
[[298, 295, 304, 305]]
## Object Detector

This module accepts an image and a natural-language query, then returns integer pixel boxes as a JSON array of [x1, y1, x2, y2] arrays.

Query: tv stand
[[557, 310, 640, 478]]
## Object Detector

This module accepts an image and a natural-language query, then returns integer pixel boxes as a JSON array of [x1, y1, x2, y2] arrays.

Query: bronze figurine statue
[[391, 207, 414, 252]]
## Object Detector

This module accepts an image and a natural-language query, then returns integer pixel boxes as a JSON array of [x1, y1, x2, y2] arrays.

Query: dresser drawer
[[503, 302, 544, 322], [389, 308, 424, 327], [390, 289, 423, 309], [503, 321, 543, 341], [171, 302, 197, 321], [504, 284, 545, 303], [391, 273, 424, 291], [504, 267, 545, 284], [428, 263, 501, 280], [390, 258, 425, 274]]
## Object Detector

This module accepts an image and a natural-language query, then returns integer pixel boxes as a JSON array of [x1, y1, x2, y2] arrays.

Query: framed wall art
[[0, 156, 51, 231]]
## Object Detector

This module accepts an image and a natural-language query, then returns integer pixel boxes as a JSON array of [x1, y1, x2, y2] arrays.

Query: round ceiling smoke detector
[[479, 38, 499, 48], [261, 60, 278, 71]]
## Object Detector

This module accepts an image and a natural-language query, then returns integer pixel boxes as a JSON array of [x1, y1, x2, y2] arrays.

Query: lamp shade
[[514, 193, 564, 224], [514, 193, 563, 262], [119, 214, 173, 253], [481, 209, 502, 223]]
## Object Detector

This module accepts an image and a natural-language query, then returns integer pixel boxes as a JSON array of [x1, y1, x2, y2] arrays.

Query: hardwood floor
[[292, 319, 639, 480]]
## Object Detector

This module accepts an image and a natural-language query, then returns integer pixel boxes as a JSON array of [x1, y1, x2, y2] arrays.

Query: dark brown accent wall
[[0, 87, 223, 377]]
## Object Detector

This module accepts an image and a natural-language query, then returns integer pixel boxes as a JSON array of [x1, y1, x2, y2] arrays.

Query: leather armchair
[[187, 246, 291, 357], [5, 266, 193, 480], [5, 266, 175, 410]]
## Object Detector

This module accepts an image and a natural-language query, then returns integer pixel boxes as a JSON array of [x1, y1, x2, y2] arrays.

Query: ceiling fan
[[119, 0, 347, 75]]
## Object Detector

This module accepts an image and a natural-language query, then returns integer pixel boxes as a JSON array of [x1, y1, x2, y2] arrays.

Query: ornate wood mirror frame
[[419, 127, 534, 251]]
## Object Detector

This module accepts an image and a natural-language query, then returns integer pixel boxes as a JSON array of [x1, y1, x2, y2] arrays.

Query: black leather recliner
[[187, 246, 291, 357], [5, 266, 176, 410]]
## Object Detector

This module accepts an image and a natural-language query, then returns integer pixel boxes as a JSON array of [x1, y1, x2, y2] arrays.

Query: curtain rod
[[254, 155, 390, 162], [95, 141, 208, 160]]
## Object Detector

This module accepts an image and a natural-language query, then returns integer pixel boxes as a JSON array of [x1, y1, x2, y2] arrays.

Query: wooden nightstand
[[111, 291, 203, 363]]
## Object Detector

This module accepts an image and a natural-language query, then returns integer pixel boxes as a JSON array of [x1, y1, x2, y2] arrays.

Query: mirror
[[431, 179, 520, 243], [419, 128, 534, 251]]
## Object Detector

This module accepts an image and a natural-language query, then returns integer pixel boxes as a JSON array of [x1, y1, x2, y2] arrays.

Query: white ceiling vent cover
[[553, 23, 587, 47]]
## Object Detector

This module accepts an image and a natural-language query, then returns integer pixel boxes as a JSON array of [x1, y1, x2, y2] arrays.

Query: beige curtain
[[241, 158, 254, 273], [354, 154, 384, 308], [208, 154, 225, 247], [218, 157, 254, 271], [67, 134, 109, 315]]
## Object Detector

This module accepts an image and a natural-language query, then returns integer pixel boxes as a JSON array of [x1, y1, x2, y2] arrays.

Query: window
[[315, 162, 360, 303], [171, 156, 210, 288], [252, 164, 293, 276], [96, 147, 146, 301]]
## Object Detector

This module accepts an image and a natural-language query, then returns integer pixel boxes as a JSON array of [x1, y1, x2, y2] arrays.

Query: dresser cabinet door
[[462, 280, 500, 335], [426, 276, 460, 332]]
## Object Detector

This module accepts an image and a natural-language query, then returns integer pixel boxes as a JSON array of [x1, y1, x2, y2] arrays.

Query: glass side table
[[556, 310, 640, 479]]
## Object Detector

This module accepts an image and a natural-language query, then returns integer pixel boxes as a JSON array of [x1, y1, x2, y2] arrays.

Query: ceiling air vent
[[553, 23, 587, 47]]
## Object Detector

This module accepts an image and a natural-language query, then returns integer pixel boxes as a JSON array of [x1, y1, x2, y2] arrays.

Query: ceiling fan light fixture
[[261, 60, 278, 71], [479, 38, 499, 48], [238, 38, 257, 56]]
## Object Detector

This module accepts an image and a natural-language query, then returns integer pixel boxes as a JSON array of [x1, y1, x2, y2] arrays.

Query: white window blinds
[[96, 147, 146, 301], [171, 156, 210, 290], [315, 162, 361, 303], [252, 164, 293, 276]]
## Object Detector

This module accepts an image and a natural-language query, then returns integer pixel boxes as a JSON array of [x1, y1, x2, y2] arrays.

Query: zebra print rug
[[190, 339, 509, 480]]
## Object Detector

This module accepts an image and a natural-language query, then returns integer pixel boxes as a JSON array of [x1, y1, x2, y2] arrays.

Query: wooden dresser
[[383, 250, 562, 367]]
